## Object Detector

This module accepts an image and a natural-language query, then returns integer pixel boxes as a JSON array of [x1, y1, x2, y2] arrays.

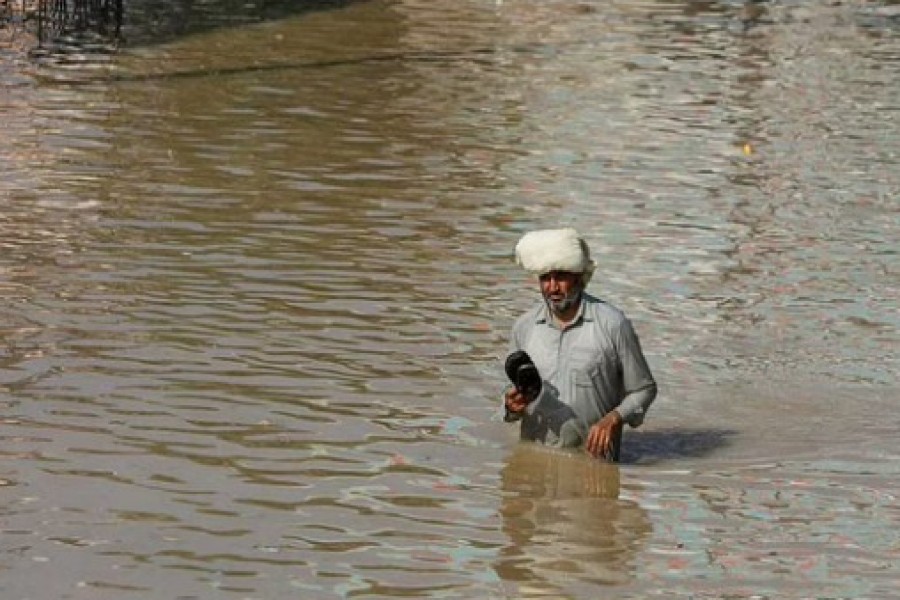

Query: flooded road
[[1, 0, 898, 597]]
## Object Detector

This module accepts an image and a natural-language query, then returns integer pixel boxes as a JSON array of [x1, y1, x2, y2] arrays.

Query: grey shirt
[[504, 293, 657, 453]]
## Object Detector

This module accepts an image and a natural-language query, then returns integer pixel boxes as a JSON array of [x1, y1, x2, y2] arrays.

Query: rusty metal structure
[[36, 0, 123, 43], [1, 0, 122, 46]]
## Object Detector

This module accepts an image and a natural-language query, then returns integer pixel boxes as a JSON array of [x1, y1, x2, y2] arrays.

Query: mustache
[[544, 288, 582, 313]]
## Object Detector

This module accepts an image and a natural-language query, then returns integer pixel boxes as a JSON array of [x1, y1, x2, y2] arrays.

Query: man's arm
[[614, 317, 657, 427], [501, 316, 530, 420], [584, 381, 656, 458]]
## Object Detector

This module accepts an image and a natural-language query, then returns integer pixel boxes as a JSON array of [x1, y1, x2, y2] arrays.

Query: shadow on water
[[123, 0, 364, 46], [620, 427, 737, 464], [3, 0, 367, 51]]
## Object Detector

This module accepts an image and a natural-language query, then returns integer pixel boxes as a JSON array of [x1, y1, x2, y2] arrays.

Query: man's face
[[538, 270, 583, 315]]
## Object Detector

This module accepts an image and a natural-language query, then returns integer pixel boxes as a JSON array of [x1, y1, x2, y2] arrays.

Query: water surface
[[1, 1, 898, 598]]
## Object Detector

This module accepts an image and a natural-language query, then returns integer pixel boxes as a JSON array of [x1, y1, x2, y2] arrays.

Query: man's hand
[[585, 410, 623, 459], [504, 386, 529, 415]]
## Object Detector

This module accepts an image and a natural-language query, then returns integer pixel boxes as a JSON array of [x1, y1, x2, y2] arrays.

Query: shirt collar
[[535, 294, 591, 328]]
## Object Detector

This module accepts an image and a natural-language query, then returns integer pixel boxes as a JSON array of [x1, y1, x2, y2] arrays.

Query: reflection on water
[[1, 0, 898, 597], [495, 444, 650, 597]]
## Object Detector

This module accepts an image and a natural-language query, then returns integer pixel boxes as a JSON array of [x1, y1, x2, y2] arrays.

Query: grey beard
[[546, 289, 582, 316]]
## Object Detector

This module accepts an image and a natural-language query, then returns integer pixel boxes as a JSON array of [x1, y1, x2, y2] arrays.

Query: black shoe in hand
[[504, 350, 542, 402]]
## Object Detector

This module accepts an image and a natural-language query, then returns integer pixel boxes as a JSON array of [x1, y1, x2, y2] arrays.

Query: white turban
[[515, 228, 596, 284]]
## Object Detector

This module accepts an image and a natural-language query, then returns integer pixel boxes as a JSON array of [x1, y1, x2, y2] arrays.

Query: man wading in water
[[502, 228, 657, 461]]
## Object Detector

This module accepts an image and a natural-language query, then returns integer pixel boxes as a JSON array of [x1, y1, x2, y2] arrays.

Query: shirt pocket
[[571, 366, 604, 425]]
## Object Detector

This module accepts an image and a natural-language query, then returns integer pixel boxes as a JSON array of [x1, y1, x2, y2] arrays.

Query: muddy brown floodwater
[[1, 1, 898, 598]]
